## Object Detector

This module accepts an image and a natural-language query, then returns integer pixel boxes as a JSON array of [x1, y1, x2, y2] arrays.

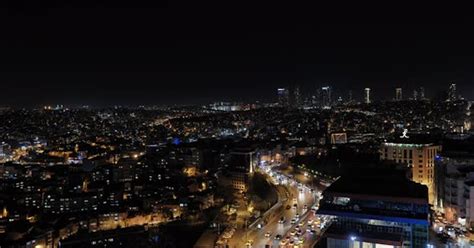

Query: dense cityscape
[[0, 83, 472, 247], [3, 2, 474, 248]]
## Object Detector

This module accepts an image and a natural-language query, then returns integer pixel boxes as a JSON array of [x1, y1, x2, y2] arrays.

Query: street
[[225, 163, 330, 248]]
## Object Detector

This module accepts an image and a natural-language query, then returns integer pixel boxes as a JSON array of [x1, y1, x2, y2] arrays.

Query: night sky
[[1, 2, 473, 106]]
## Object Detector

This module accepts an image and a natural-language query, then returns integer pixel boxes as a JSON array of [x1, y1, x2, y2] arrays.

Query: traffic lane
[[248, 187, 316, 247], [278, 193, 318, 246], [281, 211, 321, 248], [247, 189, 300, 247], [250, 206, 291, 247]]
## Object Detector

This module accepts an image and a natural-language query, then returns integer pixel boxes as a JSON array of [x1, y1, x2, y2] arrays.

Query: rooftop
[[384, 132, 440, 146], [323, 168, 428, 203]]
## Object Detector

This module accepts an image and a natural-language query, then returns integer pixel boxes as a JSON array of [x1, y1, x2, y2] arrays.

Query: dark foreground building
[[317, 168, 429, 248]]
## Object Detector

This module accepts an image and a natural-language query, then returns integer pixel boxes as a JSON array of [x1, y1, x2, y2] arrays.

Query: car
[[279, 217, 286, 224], [303, 204, 308, 210], [274, 234, 282, 240], [308, 219, 314, 225], [295, 213, 300, 219], [264, 231, 271, 238], [279, 239, 288, 245], [291, 218, 297, 224], [298, 236, 305, 244], [293, 204, 298, 209]]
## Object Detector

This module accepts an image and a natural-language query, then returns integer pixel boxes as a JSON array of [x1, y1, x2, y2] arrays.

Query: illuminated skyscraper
[[364, 88, 371, 104], [448, 83, 457, 101], [294, 85, 302, 107], [413, 89, 418, 100], [277, 88, 289, 107], [419, 87, 425, 100], [321, 86, 332, 108], [395, 87, 402, 101]]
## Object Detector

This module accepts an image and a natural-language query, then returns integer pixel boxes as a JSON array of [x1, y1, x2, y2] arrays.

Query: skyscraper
[[277, 88, 289, 107], [395, 87, 402, 101], [321, 86, 332, 108], [448, 83, 457, 101], [364, 88, 371, 104], [294, 85, 301, 107], [419, 87, 425, 100], [413, 89, 418, 100]]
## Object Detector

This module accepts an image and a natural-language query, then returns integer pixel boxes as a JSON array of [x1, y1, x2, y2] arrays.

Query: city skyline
[[1, 3, 474, 247]]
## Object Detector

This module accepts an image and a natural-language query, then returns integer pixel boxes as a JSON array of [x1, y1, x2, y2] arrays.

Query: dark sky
[[1, 2, 473, 106]]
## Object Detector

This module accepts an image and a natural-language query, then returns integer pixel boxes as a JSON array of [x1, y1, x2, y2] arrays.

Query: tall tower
[[364, 88, 371, 104], [395, 88, 402, 101], [294, 85, 301, 107], [321, 86, 332, 108], [419, 87, 425, 100], [413, 89, 418, 100], [277, 88, 289, 107], [448, 83, 457, 101]]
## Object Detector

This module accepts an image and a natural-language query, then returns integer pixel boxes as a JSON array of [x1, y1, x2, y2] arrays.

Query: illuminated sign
[[400, 129, 409, 139]]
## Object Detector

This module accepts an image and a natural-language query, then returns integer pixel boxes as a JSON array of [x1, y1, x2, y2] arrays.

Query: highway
[[226, 163, 329, 248]]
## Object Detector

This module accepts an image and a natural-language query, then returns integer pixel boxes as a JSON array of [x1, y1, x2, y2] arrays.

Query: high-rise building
[[413, 89, 418, 100], [228, 148, 257, 192], [419, 87, 425, 100], [380, 133, 441, 204], [277, 88, 289, 107], [364, 88, 371, 104], [318, 168, 429, 247], [314, 87, 322, 106], [294, 85, 302, 107], [395, 87, 402, 101], [448, 83, 457, 101], [321, 86, 332, 108]]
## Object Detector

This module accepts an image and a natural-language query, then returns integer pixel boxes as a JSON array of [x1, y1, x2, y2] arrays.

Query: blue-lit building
[[317, 168, 429, 248]]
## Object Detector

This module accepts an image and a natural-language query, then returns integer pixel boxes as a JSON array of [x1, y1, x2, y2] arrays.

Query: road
[[226, 163, 327, 248]]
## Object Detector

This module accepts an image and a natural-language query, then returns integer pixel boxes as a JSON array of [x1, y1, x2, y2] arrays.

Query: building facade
[[380, 141, 441, 204], [435, 151, 474, 227], [317, 169, 430, 248]]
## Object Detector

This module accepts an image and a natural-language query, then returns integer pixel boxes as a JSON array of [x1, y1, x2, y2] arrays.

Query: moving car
[[279, 217, 286, 224]]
